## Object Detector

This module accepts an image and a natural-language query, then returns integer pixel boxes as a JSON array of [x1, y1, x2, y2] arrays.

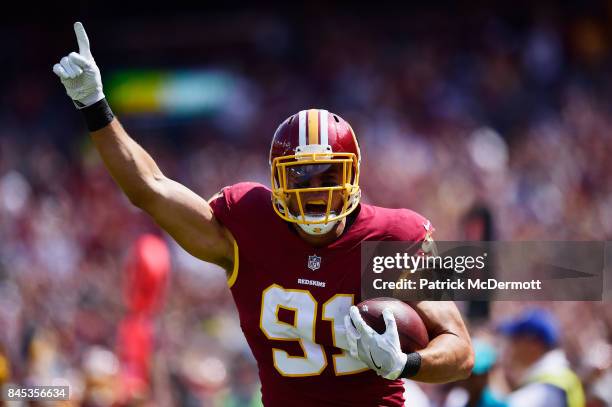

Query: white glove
[[344, 306, 408, 380], [53, 22, 104, 108]]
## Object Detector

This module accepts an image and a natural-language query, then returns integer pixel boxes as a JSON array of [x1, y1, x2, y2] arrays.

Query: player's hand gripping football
[[53, 22, 104, 108], [344, 306, 408, 380]]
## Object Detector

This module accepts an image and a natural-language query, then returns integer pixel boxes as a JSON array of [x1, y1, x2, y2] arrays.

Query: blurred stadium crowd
[[1, 2, 612, 406]]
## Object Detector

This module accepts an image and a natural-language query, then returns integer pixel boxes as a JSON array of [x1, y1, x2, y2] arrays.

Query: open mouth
[[304, 200, 328, 214]]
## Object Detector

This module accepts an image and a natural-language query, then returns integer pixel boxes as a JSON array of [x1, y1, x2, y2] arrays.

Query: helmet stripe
[[320, 109, 329, 146], [298, 110, 307, 146], [308, 108, 319, 145]]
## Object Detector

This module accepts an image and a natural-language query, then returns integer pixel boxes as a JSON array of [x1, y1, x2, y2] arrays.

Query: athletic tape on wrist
[[399, 352, 422, 379], [80, 98, 114, 132]]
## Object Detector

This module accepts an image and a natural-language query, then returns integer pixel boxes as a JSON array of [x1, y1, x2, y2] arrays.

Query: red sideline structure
[[116, 234, 170, 402]]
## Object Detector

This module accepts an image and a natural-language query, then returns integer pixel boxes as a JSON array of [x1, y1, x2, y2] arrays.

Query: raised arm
[[91, 119, 234, 271], [53, 22, 234, 272]]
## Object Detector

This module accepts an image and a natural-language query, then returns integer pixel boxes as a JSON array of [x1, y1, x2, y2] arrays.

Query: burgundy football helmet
[[269, 109, 361, 235]]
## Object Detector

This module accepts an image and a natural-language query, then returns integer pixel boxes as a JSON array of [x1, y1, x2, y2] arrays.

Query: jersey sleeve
[[208, 182, 268, 237], [208, 182, 271, 288], [208, 186, 233, 229]]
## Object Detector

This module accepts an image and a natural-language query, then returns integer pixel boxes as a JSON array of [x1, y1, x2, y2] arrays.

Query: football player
[[54, 22, 474, 406]]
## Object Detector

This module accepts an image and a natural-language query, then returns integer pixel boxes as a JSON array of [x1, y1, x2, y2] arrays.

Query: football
[[356, 298, 429, 352]]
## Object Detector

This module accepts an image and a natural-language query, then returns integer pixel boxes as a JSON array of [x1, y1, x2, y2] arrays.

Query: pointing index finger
[[73, 22, 92, 58]]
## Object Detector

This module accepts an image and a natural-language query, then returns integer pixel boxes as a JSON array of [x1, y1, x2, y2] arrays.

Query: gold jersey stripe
[[227, 238, 239, 288]]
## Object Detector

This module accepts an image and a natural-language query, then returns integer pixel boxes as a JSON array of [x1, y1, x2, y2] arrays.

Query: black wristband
[[80, 98, 115, 132], [399, 352, 422, 379]]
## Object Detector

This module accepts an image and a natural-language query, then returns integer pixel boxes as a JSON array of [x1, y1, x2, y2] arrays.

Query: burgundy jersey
[[209, 182, 433, 407]]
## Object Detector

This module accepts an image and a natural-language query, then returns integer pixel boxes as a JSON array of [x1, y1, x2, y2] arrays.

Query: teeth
[[308, 200, 326, 205]]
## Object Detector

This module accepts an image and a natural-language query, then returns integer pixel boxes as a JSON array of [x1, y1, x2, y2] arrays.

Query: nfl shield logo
[[308, 255, 321, 271]]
